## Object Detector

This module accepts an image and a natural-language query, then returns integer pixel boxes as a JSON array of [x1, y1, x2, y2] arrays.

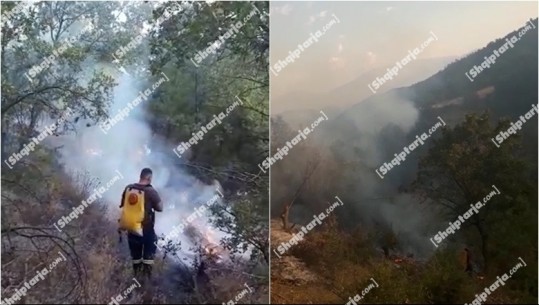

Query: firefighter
[[119, 168, 163, 281]]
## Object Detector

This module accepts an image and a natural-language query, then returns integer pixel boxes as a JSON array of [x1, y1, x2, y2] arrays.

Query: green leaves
[[144, 1, 268, 264], [415, 112, 536, 274]]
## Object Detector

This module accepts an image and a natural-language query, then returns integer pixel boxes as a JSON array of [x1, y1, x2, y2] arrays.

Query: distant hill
[[316, 18, 537, 189], [273, 56, 457, 125], [327, 56, 458, 108], [334, 18, 537, 138]]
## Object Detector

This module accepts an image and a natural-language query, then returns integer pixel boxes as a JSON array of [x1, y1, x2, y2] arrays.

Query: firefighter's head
[[140, 168, 153, 184]]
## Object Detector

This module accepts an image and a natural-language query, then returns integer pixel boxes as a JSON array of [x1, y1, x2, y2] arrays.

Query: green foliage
[[414, 112, 536, 277], [210, 191, 269, 263], [148, 1, 269, 263], [2, 1, 269, 303]]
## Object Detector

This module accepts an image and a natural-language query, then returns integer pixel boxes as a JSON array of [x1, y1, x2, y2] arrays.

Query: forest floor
[[270, 219, 341, 304]]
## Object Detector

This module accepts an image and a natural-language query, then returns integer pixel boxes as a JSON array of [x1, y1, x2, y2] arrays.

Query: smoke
[[336, 92, 442, 257], [52, 68, 229, 263], [341, 93, 440, 257], [278, 90, 441, 258]]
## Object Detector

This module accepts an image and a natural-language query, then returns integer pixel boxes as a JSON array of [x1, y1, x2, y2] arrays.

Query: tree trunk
[[476, 222, 489, 271], [194, 70, 199, 125], [1, 116, 7, 162], [280, 203, 291, 233], [261, 244, 269, 264]]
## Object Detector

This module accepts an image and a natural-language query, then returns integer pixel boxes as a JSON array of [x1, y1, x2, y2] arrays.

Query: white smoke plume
[[52, 69, 229, 263]]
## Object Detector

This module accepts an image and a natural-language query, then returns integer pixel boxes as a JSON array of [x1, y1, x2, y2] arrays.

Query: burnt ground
[[270, 219, 341, 304], [120, 251, 268, 304]]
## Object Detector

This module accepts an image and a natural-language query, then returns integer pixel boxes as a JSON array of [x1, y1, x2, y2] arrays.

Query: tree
[[0, 1, 154, 160], [413, 112, 534, 270], [148, 1, 269, 263], [280, 155, 320, 233]]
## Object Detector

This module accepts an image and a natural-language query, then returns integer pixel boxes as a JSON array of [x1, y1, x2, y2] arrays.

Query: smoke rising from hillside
[[276, 91, 440, 258], [53, 71, 227, 263]]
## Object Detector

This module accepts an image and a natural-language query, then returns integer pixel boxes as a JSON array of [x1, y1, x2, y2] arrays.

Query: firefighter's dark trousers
[[127, 227, 157, 280]]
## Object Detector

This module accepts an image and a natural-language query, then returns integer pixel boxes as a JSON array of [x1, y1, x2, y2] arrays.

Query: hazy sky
[[270, 1, 538, 112]]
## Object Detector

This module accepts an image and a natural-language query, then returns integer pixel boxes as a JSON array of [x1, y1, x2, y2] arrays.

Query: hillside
[[1, 1, 269, 304], [270, 18, 538, 304], [320, 18, 538, 187]]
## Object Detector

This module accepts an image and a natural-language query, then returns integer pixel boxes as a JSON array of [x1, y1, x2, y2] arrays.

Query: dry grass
[[270, 215, 535, 304], [1, 156, 269, 304]]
